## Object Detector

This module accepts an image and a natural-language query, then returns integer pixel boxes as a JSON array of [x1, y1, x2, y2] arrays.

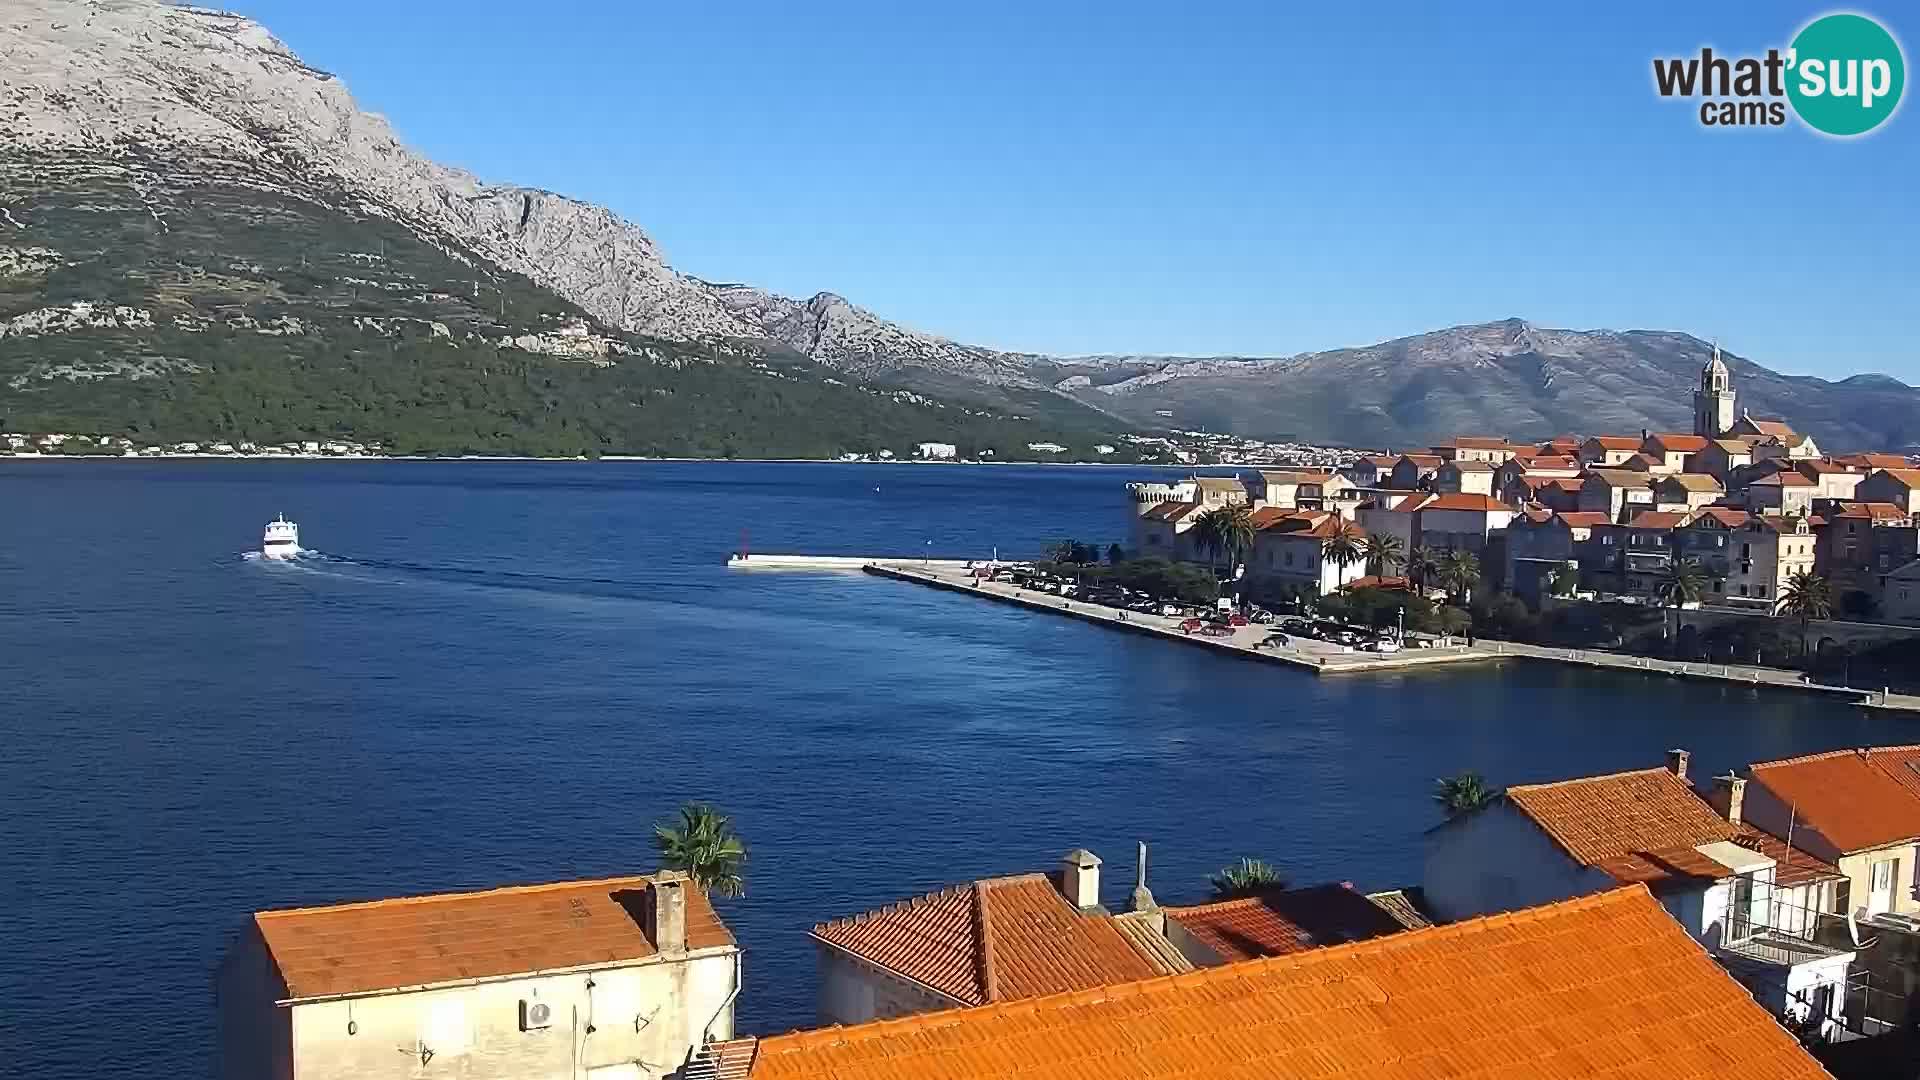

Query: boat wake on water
[[240, 549, 720, 606]]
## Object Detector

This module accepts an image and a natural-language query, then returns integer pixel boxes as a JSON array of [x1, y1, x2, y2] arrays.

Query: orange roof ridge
[[761, 887, 1675, 1056], [1750, 743, 1920, 772], [810, 877, 993, 933], [972, 877, 1000, 1002], [253, 872, 659, 919], [1504, 763, 1670, 793]]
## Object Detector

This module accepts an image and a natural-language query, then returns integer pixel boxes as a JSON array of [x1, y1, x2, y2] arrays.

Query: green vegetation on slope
[[0, 153, 1135, 459]]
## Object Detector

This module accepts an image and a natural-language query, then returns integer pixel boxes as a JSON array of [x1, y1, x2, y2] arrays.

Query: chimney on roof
[[1709, 772, 1747, 827], [647, 869, 688, 956], [1642, 428, 1650, 441], [1666, 748, 1691, 781], [1127, 841, 1156, 913], [1059, 849, 1102, 912]]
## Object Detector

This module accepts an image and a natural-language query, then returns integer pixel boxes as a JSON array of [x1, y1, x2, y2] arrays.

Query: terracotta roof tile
[[1444, 459, 1497, 472], [1394, 453, 1443, 468], [1506, 767, 1738, 872], [1625, 510, 1689, 530], [1646, 434, 1711, 453], [252, 874, 734, 1001], [1586, 468, 1652, 486], [1520, 455, 1580, 471], [811, 873, 1176, 1007], [1751, 472, 1817, 487], [1555, 511, 1610, 528], [1689, 507, 1752, 529], [1166, 884, 1412, 962], [746, 887, 1831, 1080], [1586, 435, 1644, 450], [1834, 453, 1909, 469], [1745, 418, 1801, 439], [1874, 468, 1920, 488], [1750, 745, 1920, 853], [1421, 493, 1510, 511], [1834, 502, 1912, 522]]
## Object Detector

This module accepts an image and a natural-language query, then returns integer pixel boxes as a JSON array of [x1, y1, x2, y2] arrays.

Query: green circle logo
[[1787, 13, 1905, 136]]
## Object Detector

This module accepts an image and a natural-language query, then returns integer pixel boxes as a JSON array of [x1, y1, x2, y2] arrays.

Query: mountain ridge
[[3, 0, 1915, 453]]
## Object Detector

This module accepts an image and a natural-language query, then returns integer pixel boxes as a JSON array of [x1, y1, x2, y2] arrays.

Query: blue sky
[[224, 1, 1916, 380]]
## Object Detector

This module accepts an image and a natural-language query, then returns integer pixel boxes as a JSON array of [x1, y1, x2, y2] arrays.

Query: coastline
[[0, 453, 1201, 468]]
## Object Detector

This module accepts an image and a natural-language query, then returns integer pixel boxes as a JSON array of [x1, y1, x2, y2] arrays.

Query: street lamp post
[[1397, 605, 1405, 643]]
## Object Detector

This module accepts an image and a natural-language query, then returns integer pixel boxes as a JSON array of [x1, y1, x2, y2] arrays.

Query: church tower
[[1693, 343, 1735, 438]]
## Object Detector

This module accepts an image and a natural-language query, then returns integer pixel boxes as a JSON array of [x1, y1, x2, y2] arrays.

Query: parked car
[[1248, 609, 1277, 624], [1178, 617, 1207, 633], [1160, 603, 1187, 617], [1257, 632, 1290, 649], [1197, 623, 1235, 638], [1227, 613, 1249, 627], [1280, 618, 1312, 635], [1364, 638, 1403, 654]]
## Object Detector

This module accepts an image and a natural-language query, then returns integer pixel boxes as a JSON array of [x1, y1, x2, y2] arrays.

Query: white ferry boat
[[261, 515, 300, 559]]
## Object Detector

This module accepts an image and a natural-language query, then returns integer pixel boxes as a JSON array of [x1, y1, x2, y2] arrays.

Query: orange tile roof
[[1833, 502, 1912, 522], [810, 873, 1174, 1007], [744, 887, 1831, 1080], [1393, 453, 1443, 468], [1689, 507, 1752, 529], [252, 874, 735, 1001], [1586, 435, 1644, 450], [1647, 433, 1711, 453], [1750, 746, 1920, 853], [1744, 418, 1801, 439], [1521, 455, 1580, 471], [1506, 767, 1736, 876], [1625, 510, 1689, 530], [1421, 493, 1510, 511], [1833, 453, 1909, 469], [1750, 472, 1816, 487], [1585, 468, 1652, 486], [1164, 884, 1412, 962], [1555, 511, 1611, 528], [1874, 467, 1920, 488]]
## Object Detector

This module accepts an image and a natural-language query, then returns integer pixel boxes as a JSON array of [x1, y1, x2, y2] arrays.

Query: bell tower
[[1693, 342, 1735, 438]]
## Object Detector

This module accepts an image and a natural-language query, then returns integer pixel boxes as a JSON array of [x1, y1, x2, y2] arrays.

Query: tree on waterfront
[[1655, 559, 1707, 644], [1780, 571, 1834, 662], [1437, 605, 1473, 639], [653, 802, 747, 898], [1195, 506, 1256, 582], [1406, 546, 1440, 593], [1433, 771, 1500, 817], [1209, 857, 1287, 898], [1437, 550, 1480, 605], [1321, 523, 1366, 579], [1547, 561, 1582, 600], [1106, 543, 1125, 565], [1360, 531, 1405, 577]]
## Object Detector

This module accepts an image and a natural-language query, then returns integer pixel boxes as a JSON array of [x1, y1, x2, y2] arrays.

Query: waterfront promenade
[[735, 555, 1920, 714]]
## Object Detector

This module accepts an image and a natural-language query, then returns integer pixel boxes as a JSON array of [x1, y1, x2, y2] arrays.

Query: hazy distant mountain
[[1043, 320, 1920, 451], [2, 0, 1912, 454]]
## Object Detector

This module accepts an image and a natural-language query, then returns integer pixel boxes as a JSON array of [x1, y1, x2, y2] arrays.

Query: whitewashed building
[[1423, 752, 1853, 1039], [915, 442, 957, 460], [216, 871, 740, 1080]]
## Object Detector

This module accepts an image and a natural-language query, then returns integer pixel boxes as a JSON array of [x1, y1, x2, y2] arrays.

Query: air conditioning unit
[[520, 999, 554, 1031]]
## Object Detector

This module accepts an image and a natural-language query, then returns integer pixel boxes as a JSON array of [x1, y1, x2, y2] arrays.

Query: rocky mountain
[[2, 0, 1912, 455], [1043, 321, 1920, 451], [0, 0, 1132, 456]]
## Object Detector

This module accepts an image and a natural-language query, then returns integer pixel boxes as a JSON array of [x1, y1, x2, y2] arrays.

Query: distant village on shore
[[1126, 348, 1920, 628]]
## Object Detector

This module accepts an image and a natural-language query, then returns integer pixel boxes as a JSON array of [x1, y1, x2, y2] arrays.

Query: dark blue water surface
[[0, 460, 1899, 1077]]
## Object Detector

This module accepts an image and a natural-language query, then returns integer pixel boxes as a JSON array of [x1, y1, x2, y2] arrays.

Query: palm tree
[[1433, 771, 1500, 817], [1320, 523, 1365, 583], [1437, 549, 1481, 605], [1215, 505, 1257, 581], [653, 803, 747, 898], [1406, 546, 1440, 593], [1780, 570, 1833, 662], [1209, 857, 1287, 898], [1547, 561, 1581, 599], [1655, 558, 1707, 643], [1360, 531, 1405, 578], [1190, 508, 1228, 579]]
